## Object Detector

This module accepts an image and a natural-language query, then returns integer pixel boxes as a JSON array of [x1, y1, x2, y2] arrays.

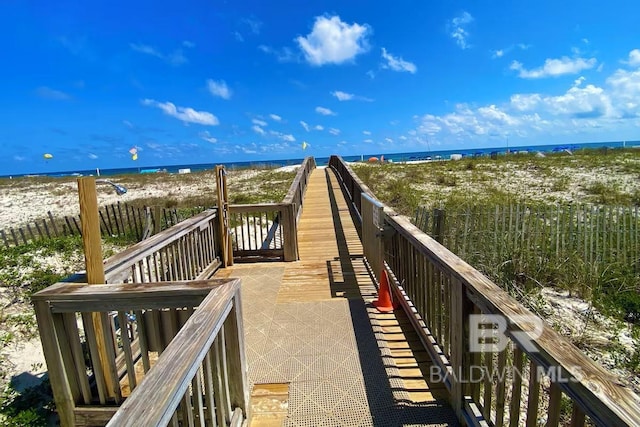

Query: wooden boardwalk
[[218, 167, 457, 426]]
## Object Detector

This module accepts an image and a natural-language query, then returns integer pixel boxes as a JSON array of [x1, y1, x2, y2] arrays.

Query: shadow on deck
[[218, 168, 458, 426]]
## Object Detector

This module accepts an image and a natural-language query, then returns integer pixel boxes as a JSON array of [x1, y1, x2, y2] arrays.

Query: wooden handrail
[[33, 278, 246, 426], [32, 280, 226, 313], [329, 154, 640, 426], [103, 210, 219, 282], [282, 156, 316, 206], [106, 278, 247, 426], [229, 203, 288, 213]]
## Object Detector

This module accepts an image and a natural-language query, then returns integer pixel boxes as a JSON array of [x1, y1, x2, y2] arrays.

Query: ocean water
[[10, 140, 638, 178]]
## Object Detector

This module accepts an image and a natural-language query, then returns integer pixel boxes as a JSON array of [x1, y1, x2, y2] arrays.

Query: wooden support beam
[[77, 177, 117, 399]]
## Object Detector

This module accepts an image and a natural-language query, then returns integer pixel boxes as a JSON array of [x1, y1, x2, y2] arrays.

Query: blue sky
[[2, 0, 640, 175]]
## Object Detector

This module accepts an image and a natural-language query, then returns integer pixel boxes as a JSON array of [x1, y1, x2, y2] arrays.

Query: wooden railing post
[[216, 166, 233, 267], [282, 203, 298, 261], [226, 289, 250, 419], [33, 302, 76, 427], [77, 177, 118, 399], [449, 277, 472, 422]]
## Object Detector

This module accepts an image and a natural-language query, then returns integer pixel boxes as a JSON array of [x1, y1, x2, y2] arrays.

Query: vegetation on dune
[[0, 167, 298, 424], [352, 148, 640, 217], [353, 148, 640, 376]]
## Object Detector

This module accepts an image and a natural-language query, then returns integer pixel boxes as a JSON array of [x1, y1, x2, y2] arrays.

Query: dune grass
[[353, 148, 640, 373]]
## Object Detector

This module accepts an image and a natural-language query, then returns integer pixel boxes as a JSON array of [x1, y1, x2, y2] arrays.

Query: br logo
[[469, 314, 543, 353]]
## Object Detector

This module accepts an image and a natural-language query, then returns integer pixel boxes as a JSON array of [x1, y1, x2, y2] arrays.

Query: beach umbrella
[[368, 156, 378, 163]]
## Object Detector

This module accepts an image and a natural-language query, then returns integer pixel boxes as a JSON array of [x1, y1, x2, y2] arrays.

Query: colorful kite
[[43, 153, 53, 159], [302, 141, 309, 150], [129, 147, 138, 160]]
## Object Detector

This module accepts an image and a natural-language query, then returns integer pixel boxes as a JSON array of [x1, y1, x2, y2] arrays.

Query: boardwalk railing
[[32, 278, 248, 427], [229, 203, 296, 261], [329, 155, 640, 426], [229, 156, 316, 262], [283, 156, 316, 223], [103, 209, 221, 283]]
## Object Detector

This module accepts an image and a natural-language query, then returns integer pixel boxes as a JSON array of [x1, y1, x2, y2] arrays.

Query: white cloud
[[363, 138, 373, 143], [542, 84, 612, 118], [183, 40, 195, 48], [269, 130, 295, 141], [510, 93, 543, 111], [381, 48, 417, 73], [142, 99, 219, 125], [199, 131, 218, 143], [331, 90, 373, 102], [449, 12, 473, 49], [316, 106, 336, 116], [35, 86, 71, 100], [252, 119, 268, 127], [624, 49, 640, 67], [491, 43, 530, 59], [269, 114, 282, 121], [300, 121, 310, 131], [252, 125, 266, 135], [242, 18, 262, 35], [412, 64, 640, 144], [130, 43, 162, 58], [130, 43, 187, 66], [207, 79, 232, 100], [606, 68, 640, 117], [258, 45, 296, 62], [88, 153, 98, 159], [510, 56, 597, 78], [332, 90, 354, 101], [314, 125, 324, 131], [418, 104, 522, 138], [362, 130, 371, 135], [385, 137, 393, 143], [329, 128, 341, 135], [296, 15, 370, 65]]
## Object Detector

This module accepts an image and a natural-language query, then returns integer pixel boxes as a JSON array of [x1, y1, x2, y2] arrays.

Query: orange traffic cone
[[373, 269, 395, 312]]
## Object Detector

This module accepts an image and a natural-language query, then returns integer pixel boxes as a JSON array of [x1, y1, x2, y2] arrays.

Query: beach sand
[[0, 165, 309, 231], [0, 164, 306, 392]]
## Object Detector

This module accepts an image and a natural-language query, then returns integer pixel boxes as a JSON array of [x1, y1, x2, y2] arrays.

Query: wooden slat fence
[[32, 279, 248, 427], [0, 203, 207, 248], [415, 204, 640, 273], [329, 155, 640, 427]]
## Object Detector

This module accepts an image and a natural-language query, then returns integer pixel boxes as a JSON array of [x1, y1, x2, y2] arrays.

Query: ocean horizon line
[[3, 139, 638, 179]]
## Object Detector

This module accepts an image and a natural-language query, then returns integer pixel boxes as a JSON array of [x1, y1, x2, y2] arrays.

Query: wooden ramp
[[218, 167, 457, 426]]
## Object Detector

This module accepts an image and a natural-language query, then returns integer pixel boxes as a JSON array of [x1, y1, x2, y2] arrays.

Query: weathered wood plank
[[33, 301, 76, 427], [32, 279, 236, 313], [106, 279, 240, 427]]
